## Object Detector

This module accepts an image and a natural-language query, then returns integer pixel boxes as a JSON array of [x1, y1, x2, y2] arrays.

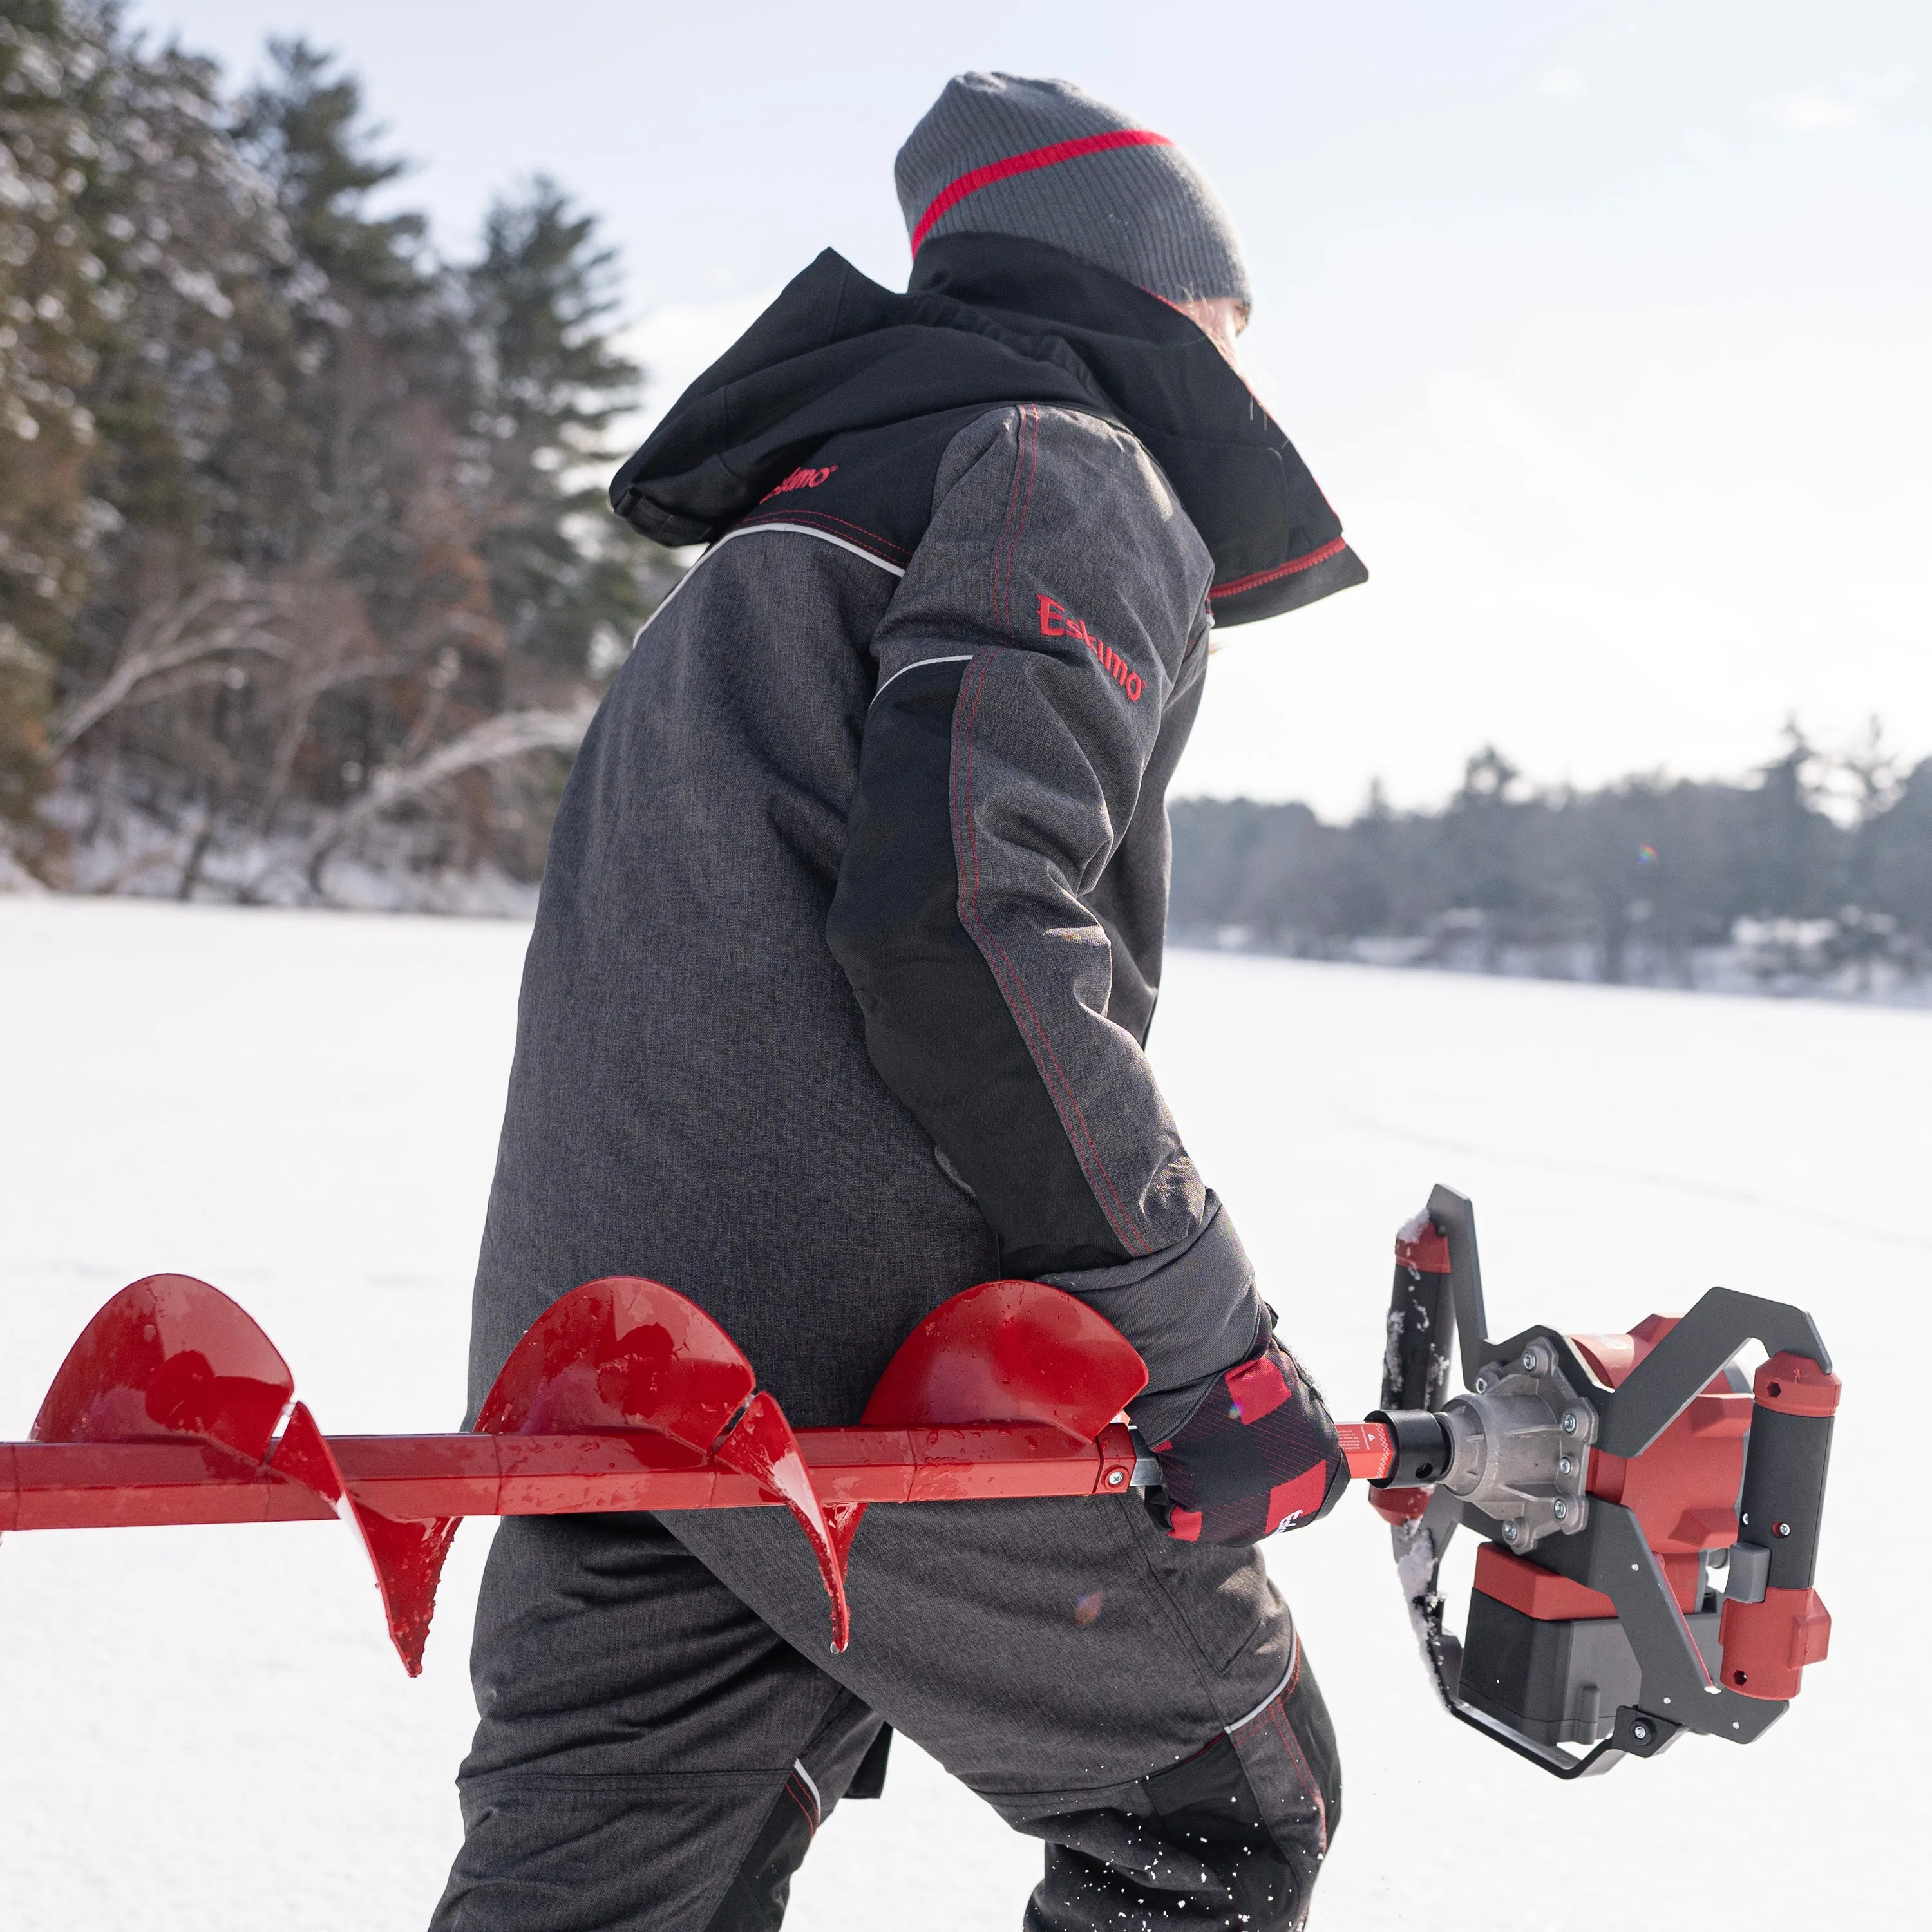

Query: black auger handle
[[1716, 1350, 1839, 1702]]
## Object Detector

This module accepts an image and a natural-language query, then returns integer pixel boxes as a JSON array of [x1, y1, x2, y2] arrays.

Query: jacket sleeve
[[825, 404, 1267, 1439]]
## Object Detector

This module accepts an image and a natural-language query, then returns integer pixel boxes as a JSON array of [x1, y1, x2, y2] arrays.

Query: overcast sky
[[132, 1, 1929, 815]]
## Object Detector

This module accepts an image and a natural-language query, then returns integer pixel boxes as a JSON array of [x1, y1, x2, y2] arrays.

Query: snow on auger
[[0, 1186, 1835, 1779]]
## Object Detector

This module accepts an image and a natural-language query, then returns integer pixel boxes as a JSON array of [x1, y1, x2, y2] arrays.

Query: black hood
[[610, 234, 1365, 625]]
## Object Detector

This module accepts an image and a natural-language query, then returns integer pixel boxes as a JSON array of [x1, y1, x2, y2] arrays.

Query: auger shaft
[[0, 1423, 1132, 1529], [1, 1421, 1396, 1533], [6, 1271, 1397, 1671]]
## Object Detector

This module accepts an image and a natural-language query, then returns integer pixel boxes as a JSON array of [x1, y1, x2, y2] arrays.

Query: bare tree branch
[[297, 699, 596, 893], [46, 571, 296, 759]]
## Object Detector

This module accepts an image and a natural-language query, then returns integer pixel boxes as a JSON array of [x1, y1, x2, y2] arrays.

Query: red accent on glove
[[1226, 1354, 1291, 1424], [1150, 1343, 1349, 1546]]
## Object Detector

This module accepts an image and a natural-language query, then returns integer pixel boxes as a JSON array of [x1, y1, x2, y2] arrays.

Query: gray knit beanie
[[896, 73, 1251, 312]]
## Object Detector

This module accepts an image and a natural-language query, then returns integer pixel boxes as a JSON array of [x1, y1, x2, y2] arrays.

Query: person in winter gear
[[435, 72, 1363, 1932]]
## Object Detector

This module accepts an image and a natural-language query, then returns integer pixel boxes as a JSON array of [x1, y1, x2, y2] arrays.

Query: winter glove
[[1146, 1340, 1349, 1545]]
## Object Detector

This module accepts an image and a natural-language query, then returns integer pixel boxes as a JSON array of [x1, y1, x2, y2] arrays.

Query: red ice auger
[[0, 1185, 1835, 1783]]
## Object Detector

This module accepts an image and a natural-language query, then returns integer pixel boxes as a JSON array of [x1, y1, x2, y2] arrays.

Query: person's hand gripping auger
[[1142, 1325, 1349, 1545]]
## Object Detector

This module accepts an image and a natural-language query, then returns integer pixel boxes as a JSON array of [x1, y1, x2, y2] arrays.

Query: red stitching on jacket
[[1264, 1699, 1327, 1857], [1208, 536, 1347, 603], [910, 129, 1175, 255], [1016, 407, 1041, 614], [954, 652, 1145, 1252], [996, 410, 1019, 636], [994, 408, 1029, 639], [782, 1779, 817, 1839], [999, 405, 1041, 640]]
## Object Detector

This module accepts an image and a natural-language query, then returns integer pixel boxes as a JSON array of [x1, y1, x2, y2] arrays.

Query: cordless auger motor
[[1363, 1186, 1837, 1776], [0, 1185, 1835, 1781]]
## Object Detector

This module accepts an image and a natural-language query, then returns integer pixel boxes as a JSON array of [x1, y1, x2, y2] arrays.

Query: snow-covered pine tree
[[0, 9, 676, 900]]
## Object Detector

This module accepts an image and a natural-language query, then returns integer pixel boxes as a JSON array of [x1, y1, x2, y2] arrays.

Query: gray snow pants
[[430, 1495, 1340, 1932]]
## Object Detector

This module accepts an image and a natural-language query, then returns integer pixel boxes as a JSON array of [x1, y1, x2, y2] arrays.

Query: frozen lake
[[1, 896, 1920, 1929]]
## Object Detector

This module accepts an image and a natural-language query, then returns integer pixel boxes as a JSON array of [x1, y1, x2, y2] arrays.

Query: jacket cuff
[[1041, 1194, 1266, 1443]]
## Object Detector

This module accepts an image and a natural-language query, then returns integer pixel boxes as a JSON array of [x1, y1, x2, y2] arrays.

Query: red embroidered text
[[759, 464, 837, 502], [1037, 594, 1143, 702]]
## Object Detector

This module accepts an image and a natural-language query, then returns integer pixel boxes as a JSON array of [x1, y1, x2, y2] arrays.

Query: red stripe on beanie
[[909, 128, 1175, 255]]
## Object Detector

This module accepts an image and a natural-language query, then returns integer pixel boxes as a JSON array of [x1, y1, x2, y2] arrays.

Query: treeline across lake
[[1170, 735, 1932, 1002], [0, 3, 675, 905]]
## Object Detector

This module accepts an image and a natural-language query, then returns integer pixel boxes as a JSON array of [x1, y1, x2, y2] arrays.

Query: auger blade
[[714, 1389, 851, 1652], [271, 1403, 457, 1677], [475, 1276, 757, 1440], [822, 1280, 1153, 1562], [32, 1275, 294, 1459], [24, 1276, 458, 1673], [474, 1276, 851, 1644], [862, 1280, 1148, 1435], [822, 1502, 866, 1572]]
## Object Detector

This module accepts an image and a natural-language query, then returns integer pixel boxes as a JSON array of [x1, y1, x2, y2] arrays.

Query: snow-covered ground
[[0, 896, 1919, 1929]]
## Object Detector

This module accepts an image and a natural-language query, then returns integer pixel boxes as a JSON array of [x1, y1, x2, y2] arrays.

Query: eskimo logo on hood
[[759, 464, 838, 502]]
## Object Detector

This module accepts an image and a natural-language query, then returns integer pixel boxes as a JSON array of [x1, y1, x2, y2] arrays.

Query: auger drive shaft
[[1, 1184, 1835, 1782]]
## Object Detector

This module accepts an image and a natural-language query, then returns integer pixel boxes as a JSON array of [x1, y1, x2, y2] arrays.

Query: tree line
[[0, 2, 673, 901], [1170, 733, 1932, 994]]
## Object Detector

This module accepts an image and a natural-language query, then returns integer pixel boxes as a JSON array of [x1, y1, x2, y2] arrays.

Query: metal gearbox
[[1437, 1339, 1595, 1552]]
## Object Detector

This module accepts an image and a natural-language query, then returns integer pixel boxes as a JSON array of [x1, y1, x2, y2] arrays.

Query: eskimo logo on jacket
[[1037, 594, 1142, 702], [759, 464, 838, 502]]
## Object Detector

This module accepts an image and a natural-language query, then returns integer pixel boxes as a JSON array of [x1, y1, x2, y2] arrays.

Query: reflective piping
[[624, 518, 908, 656], [791, 1758, 822, 1816], [869, 653, 974, 707], [1224, 1631, 1298, 1735], [719, 521, 906, 576]]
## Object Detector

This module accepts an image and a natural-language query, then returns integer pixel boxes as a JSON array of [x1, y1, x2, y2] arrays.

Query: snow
[[0, 896, 1920, 1929], [35, 780, 546, 916]]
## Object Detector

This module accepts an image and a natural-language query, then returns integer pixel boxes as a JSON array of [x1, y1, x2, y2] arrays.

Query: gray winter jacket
[[468, 242, 1362, 1441]]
